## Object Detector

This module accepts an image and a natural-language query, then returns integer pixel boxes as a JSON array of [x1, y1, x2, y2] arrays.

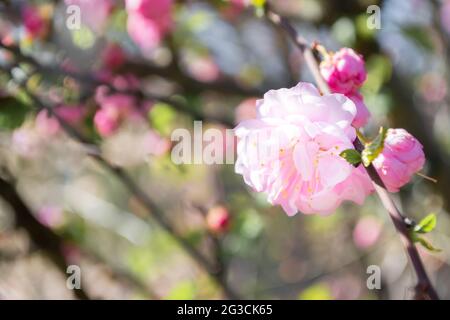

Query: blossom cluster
[[235, 48, 425, 215]]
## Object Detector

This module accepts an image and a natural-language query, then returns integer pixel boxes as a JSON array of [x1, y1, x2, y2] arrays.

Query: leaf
[[339, 149, 361, 165], [415, 236, 442, 253], [414, 213, 437, 234], [361, 127, 388, 167], [0, 96, 31, 130]]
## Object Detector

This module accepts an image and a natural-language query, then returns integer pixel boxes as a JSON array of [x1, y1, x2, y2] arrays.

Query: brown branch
[[0, 175, 90, 300], [265, 4, 439, 300]]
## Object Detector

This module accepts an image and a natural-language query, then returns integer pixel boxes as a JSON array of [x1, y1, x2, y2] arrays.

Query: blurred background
[[0, 0, 450, 299]]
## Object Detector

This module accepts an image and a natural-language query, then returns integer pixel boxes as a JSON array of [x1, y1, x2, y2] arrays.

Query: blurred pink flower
[[94, 108, 121, 137], [186, 56, 220, 82], [235, 82, 374, 215], [348, 92, 370, 128], [320, 48, 367, 95], [206, 205, 231, 234], [125, 0, 173, 52], [37, 206, 63, 227], [22, 5, 46, 38], [65, 0, 113, 33], [94, 93, 136, 137], [353, 216, 382, 249], [373, 128, 425, 192], [101, 43, 126, 70]]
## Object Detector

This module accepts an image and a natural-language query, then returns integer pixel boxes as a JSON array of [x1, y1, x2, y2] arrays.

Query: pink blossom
[[353, 216, 382, 249], [94, 91, 137, 137], [22, 5, 46, 38], [348, 92, 370, 128], [101, 43, 126, 70], [125, 0, 173, 51], [320, 48, 367, 95], [372, 128, 425, 192], [235, 82, 374, 215], [94, 108, 121, 137], [65, 0, 113, 33], [206, 206, 231, 234]]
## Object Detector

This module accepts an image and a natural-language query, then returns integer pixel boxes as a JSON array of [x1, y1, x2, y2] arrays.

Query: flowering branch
[[265, 4, 439, 300]]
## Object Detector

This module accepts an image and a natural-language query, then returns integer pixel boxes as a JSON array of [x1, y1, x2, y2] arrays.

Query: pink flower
[[22, 5, 46, 38], [206, 206, 231, 234], [353, 216, 382, 249], [94, 91, 137, 137], [125, 0, 173, 51], [320, 48, 370, 128], [372, 128, 425, 192], [320, 48, 367, 95], [101, 43, 126, 69], [235, 82, 374, 215], [94, 108, 120, 137], [348, 92, 370, 128]]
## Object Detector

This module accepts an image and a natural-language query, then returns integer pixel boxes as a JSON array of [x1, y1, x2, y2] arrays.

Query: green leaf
[[0, 97, 31, 130], [361, 127, 388, 167], [148, 103, 176, 136], [414, 213, 437, 234], [414, 236, 442, 253], [339, 149, 361, 165]]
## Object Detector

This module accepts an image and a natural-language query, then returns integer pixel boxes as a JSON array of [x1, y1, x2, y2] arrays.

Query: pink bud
[[102, 43, 126, 70], [320, 48, 367, 95], [206, 206, 231, 234], [125, 0, 173, 52], [373, 129, 425, 192], [22, 5, 46, 38], [94, 108, 120, 137]]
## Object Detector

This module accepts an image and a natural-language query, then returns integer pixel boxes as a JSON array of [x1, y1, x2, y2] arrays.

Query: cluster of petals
[[235, 82, 374, 215]]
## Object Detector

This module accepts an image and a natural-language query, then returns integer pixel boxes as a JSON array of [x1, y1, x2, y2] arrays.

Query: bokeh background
[[0, 0, 450, 299]]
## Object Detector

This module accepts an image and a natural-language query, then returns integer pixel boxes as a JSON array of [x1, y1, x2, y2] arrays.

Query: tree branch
[[265, 3, 439, 300]]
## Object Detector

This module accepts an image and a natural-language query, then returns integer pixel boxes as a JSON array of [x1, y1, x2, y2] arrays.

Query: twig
[[265, 4, 439, 300]]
